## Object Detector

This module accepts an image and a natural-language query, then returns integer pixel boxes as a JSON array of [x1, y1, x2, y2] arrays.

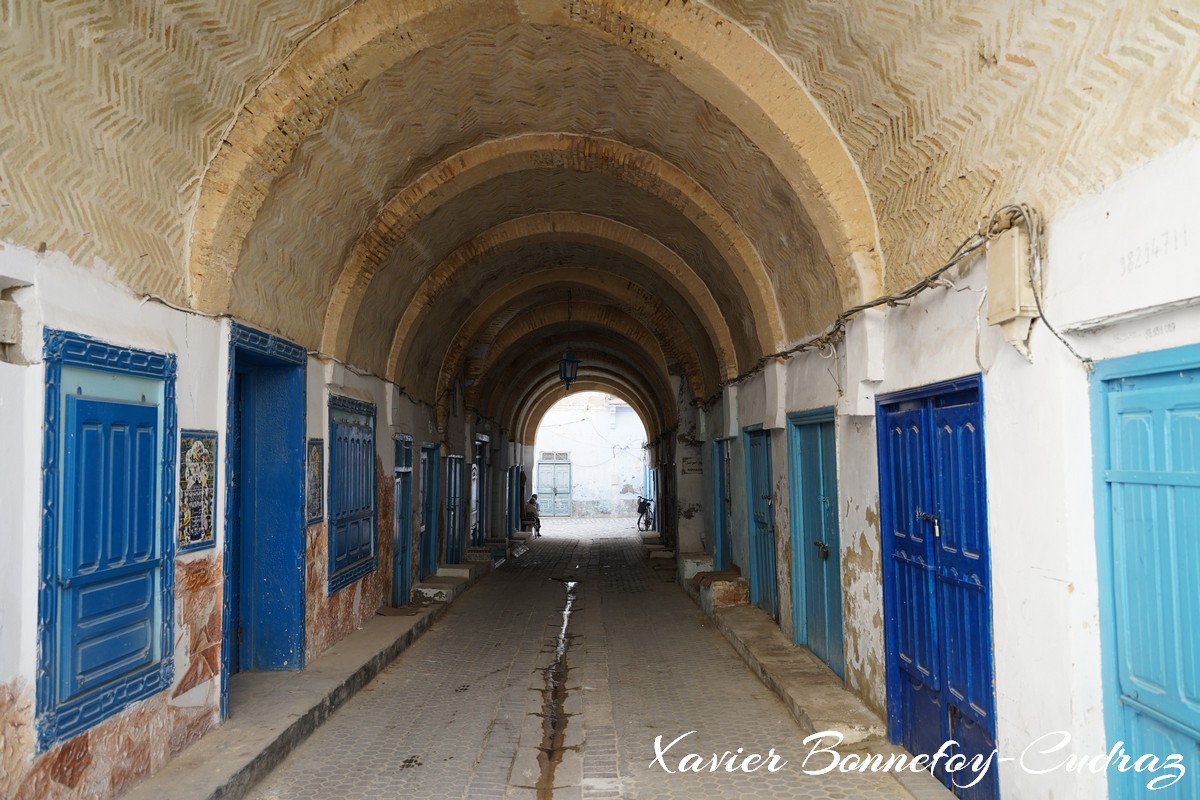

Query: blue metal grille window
[[38, 330, 176, 749], [328, 395, 377, 592]]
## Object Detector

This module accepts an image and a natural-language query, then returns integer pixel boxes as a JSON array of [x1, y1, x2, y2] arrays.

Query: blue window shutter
[[329, 404, 376, 590], [60, 396, 161, 702]]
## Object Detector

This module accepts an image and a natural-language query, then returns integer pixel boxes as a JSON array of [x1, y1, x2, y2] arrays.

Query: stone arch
[[459, 301, 678, 413], [187, 0, 881, 317], [387, 212, 741, 383], [517, 379, 657, 447], [437, 268, 719, 406], [320, 133, 786, 359], [478, 342, 675, 439]]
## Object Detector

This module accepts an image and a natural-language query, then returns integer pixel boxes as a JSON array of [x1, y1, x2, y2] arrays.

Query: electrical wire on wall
[[695, 202, 1094, 408]]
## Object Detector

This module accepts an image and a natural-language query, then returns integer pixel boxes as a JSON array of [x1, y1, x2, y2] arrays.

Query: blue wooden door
[[1098, 357, 1200, 798], [745, 429, 778, 619], [330, 417, 374, 577], [419, 445, 440, 578], [789, 414, 845, 678], [393, 439, 413, 607], [879, 380, 996, 799], [228, 374, 246, 675], [712, 439, 732, 571], [60, 396, 162, 702], [446, 455, 464, 563]]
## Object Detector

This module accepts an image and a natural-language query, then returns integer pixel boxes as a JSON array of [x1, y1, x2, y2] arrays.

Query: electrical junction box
[[986, 224, 1038, 326], [986, 224, 1040, 351], [0, 300, 19, 344]]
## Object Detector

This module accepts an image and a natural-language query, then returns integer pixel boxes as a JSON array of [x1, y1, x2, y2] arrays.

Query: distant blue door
[[393, 438, 413, 607], [789, 412, 844, 678], [879, 379, 996, 799], [712, 439, 732, 571], [446, 455, 465, 563], [1095, 350, 1200, 798], [745, 428, 778, 619], [419, 445, 440, 578], [60, 396, 161, 702]]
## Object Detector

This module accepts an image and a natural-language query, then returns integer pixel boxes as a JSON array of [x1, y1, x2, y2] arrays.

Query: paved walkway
[[246, 518, 920, 800]]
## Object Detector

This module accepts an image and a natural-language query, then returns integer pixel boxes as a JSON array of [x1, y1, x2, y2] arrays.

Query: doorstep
[[687, 596, 953, 799], [122, 570, 486, 800]]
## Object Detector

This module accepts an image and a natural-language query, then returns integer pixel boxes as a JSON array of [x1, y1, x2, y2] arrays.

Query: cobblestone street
[[246, 519, 920, 800]]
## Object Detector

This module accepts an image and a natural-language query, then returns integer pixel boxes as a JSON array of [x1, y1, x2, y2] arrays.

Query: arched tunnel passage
[[12, 2, 1193, 798]]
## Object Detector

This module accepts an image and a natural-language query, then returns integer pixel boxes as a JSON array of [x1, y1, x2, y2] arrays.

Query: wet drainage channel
[[536, 578, 579, 799]]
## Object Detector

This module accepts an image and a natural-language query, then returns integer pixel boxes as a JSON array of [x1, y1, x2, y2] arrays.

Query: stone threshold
[[682, 581, 952, 799], [122, 566, 488, 800]]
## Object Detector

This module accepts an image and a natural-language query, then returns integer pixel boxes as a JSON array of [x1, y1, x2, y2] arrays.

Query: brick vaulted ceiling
[[3, 1, 1199, 433]]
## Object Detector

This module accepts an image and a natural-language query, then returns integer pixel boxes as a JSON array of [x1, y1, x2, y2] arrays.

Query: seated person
[[522, 494, 542, 537]]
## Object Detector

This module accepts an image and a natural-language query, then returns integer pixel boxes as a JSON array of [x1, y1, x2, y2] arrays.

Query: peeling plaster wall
[[0, 243, 223, 799], [305, 360, 394, 662]]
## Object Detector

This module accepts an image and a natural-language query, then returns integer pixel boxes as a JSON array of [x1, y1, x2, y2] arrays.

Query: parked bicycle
[[636, 496, 654, 531]]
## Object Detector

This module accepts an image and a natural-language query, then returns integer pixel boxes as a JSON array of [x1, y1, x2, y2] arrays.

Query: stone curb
[[123, 568, 486, 800]]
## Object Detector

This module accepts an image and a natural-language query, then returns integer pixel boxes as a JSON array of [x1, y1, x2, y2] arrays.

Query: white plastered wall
[[0, 240, 227, 753], [719, 138, 1200, 799]]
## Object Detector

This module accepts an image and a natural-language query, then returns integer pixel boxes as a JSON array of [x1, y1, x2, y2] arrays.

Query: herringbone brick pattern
[[233, 23, 830, 354], [0, 0, 341, 299], [1, 0, 1197, 363], [710, 0, 1200, 289]]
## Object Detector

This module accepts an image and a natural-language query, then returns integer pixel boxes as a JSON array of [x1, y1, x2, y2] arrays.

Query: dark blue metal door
[[879, 379, 996, 799], [745, 429, 778, 619], [419, 445, 440, 578]]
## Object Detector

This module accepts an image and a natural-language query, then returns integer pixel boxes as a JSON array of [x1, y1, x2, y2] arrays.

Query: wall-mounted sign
[[178, 430, 217, 552], [306, 438, 324, 523], [681, 456, 703, 475]]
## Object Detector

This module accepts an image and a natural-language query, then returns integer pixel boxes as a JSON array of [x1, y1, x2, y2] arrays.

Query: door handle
[[813, 540, 829, 559]]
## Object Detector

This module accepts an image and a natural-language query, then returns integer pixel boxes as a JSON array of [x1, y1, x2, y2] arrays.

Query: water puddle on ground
[[536, 578, 579, 799]]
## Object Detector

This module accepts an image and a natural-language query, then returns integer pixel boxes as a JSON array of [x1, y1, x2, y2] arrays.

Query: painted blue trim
[[229, 322, 306, 365], [1089, 342, 1200, 799], [38, 329, 177, 749], [329, 393, 376, 417], [177, 429, 219, 553], [327, 394, 378, 594], [786, 408, 836, 425], [875, 373, 982, 405]]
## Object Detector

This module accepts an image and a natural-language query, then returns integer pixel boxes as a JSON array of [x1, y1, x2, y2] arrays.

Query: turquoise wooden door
[[788, 412, 844, 678], [446, 455, 465, 563], [418, 445, 440, 578], [712, 439, 732, 571], [745, 428, 778, 619], [1095, 349, 1200, 798], [393, 438, 413, 607]]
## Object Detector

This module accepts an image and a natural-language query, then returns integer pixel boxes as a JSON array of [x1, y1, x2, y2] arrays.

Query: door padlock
[[915, 509, 941, 538]]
